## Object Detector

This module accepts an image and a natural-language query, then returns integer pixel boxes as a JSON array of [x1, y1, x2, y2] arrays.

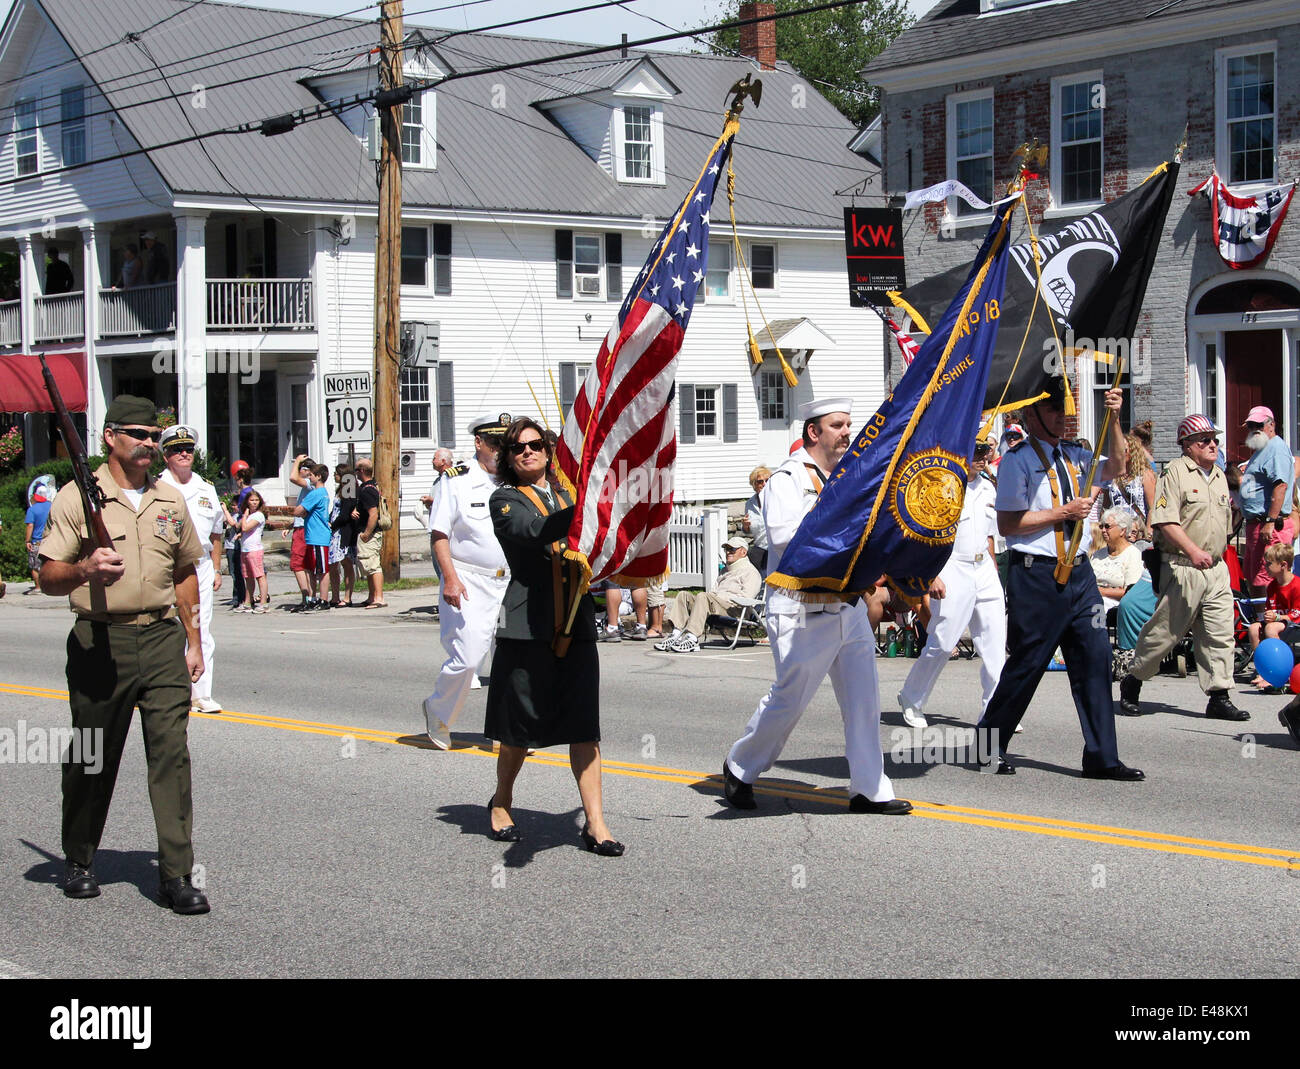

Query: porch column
[[174, 211, 208, 449], [79, 225, 107, 433], [17, 233, 36, 351]]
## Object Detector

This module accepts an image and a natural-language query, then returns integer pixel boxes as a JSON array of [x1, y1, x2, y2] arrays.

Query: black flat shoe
[[848, 795, 912, 815], [721, 760, 757, 809], [63, 862, 100, 899], [1081, 763, 1145, 781], [488, 795, 520, 842], [580, 824, 625, 857]]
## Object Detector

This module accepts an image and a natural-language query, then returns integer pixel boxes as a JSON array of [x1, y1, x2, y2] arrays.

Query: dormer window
[[614, 102, 664, 185], [400, 89, 436, 169], [15, 97, 38, 177]]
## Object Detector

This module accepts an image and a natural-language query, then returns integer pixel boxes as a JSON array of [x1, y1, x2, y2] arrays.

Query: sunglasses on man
[[110, 426, 163, 442]]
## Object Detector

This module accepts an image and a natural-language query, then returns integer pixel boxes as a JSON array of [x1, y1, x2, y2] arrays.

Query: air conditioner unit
[[577, 275, 602, 296]]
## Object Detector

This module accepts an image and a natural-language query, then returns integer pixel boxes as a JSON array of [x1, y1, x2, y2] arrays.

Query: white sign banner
[[902, 180, 1020, 213]]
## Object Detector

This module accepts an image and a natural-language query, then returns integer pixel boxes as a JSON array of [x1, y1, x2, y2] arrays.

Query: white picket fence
[[666, 503, 729, 592]]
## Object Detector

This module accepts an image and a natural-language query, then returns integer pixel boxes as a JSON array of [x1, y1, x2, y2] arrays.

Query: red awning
[[0, 352, 88, 413]]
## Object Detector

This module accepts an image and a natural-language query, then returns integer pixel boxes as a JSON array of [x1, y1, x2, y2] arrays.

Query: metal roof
[[864, 0, 1268, 76], [30, 0, 871, 229]]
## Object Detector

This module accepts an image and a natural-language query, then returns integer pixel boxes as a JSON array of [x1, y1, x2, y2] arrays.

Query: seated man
[[656, 537, 762, 653]]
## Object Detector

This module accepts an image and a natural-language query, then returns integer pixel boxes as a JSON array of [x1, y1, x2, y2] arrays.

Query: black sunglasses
[[508, 438, 546, 456], [165, 444, 195, 455], [975, 444, 994, 456], [111, 426, 162, 442]]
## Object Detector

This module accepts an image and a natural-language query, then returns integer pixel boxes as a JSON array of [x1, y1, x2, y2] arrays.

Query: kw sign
[[844, 207, 905, 306], [324, 372, 372, 444]]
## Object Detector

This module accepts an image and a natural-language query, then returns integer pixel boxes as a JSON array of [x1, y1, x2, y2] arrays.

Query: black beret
[[104, 395, 158, 426]]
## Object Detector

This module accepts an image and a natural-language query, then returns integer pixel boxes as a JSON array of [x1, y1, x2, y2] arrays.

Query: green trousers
[[63, 618, 195, 881]]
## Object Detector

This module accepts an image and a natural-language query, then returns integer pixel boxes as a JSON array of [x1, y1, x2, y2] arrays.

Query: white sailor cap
[[796, 397, 853, 422], [466, 412, 511, 437]]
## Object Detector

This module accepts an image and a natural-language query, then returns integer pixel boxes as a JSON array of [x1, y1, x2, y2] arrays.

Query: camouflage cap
[[104, 395, 158, 426]]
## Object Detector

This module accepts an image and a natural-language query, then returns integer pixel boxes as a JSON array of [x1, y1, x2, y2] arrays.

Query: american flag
[[884, 311, 921, 365], [556, 127, 736, 583]]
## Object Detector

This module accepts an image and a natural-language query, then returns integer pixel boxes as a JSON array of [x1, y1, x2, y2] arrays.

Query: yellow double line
[[4, 681, 1298, 872]]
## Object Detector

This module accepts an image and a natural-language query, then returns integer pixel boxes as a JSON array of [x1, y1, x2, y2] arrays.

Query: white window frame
[[400, 225, 429, 290], [14, 96, 39, 177], [400, 88, 437, 170], [613, 102, 664, 185], [945, 88, 994, 226], [693, 385, 720, 440], [1049, 71, 1104, 211], [400, 365, 433, 441], [60, 84, 87, 167], [1216, 42, 1276, 190], [748, 241, 778, 293], [573, 233, 604, 300], [702, 240, 733, 304]]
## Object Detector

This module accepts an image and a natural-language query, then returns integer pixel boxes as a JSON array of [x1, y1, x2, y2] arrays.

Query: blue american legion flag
[[557, 122, 737, 582], [768, 198, 1016, 601]]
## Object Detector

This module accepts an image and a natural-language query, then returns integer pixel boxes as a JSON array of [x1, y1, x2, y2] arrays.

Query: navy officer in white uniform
[[898, 430, 1005, 728], [976, 379, 1143, 780], [421, 413, 511, 749], [723, 397, 911, 815]]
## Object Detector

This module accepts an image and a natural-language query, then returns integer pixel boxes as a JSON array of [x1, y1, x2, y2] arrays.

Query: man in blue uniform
[[976, 379, 1144, 781]]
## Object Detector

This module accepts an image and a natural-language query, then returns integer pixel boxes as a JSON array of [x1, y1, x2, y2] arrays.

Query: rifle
[[38, 353, 113, 553]]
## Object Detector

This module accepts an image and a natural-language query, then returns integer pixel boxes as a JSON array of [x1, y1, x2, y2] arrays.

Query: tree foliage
[[709, 1, 913, 127]]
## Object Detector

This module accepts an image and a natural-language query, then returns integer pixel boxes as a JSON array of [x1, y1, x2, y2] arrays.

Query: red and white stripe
[[556, 300, 682, 582], [886, 314, 922, 365]]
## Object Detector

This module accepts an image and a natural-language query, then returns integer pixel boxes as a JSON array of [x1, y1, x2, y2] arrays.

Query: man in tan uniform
[[1118, 414, 1245, 721], [39, 395, 212, 914]]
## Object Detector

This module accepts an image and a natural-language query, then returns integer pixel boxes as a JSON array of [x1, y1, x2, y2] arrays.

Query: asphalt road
[[2, 571, 1298, 979]]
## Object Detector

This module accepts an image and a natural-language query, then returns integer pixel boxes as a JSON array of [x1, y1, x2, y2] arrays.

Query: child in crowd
[[1249, 542, 1300, 690], [224, 490, 269, 612], [328, 465, 358, 607]]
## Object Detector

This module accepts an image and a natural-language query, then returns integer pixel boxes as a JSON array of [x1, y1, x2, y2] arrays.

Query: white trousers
[[424, 567, 509, 736], [898, 557, 1006, 716], [190, 558, 216, 700], [727, 602, 893, 802]]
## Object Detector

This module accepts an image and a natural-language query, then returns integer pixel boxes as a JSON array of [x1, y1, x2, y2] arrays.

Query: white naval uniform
[[424, 461, 510, 741], [898, 472, 1006, 717], [725, 447, 895, 802], [160, 469, 223, 701]]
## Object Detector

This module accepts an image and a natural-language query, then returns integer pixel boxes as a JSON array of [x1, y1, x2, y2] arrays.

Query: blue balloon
[[1255, 637, 1295, 688]]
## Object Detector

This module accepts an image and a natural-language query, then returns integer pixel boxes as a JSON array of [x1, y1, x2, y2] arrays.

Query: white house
[[0, 0, 884, 520]]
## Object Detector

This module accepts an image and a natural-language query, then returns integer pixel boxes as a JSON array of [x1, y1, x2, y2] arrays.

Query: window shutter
[[433, 223, 452, 295], [436, 362, 455, 447], [679, 382, 695, 444], [605, 232, 622, 301], [722, 383, 739, 443], [559, 362, 577, 415], [555, 229, 573, 298]]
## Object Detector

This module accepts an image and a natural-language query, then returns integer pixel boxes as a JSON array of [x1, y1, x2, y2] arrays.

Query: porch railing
[[207, 278, 313, 330], [33, 292, 85, 342], [98, 283, 177, 336], [0, 299, 19, 346]]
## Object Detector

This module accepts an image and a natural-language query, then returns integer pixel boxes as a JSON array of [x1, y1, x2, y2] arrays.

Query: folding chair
[[704, 595, 767, 650]]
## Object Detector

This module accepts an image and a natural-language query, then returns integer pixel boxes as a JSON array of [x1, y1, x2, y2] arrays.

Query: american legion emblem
[[888, 447, 967, 545]]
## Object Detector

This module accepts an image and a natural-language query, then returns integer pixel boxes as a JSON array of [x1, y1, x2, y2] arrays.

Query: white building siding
[[0, 14, 169, 236], [543, 100, 614, 177]]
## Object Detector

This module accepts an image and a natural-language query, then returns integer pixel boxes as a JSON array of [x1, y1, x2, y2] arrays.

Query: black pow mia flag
[[891, 161, 1179, 413]]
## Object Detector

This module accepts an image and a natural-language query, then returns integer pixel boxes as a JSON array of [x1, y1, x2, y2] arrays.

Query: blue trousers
[[226, 545, 245, 606], [978, 552, 1120, 771]]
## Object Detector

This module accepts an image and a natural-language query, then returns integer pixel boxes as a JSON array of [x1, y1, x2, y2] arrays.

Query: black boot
[[1117, 674, 1143, 716], [1205, 690, 1249, 722]]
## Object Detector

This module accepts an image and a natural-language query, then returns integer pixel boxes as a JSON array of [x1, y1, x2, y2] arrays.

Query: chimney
[[621, 32, 628, 59], [737, 2, 777, 71]]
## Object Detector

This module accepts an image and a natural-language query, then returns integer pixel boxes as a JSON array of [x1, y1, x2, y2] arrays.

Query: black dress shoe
[[1117, 674, 1143, 716], [721, 761, 756, 809], [488, 795, 521, 842], [580, 824, 625, 856], [159, 875, 210, 915], [977, 757, 1015, 775], [848, 795, 912, 814], [63, 862, 100, 899], [1279, 701, 1300, 748], [1081, 763, 1145, 781], [1205, 691, 1249, 722]]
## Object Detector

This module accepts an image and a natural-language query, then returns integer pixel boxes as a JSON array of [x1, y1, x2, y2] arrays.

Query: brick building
[[866, 0, 1299, 465]]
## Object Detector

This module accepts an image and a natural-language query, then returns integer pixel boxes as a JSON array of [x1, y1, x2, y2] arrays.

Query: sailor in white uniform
[[723, 397, 911, 815], [898, 431, 1006, 728], [159, 424, 224, 713], [422, 414, 512, 749]]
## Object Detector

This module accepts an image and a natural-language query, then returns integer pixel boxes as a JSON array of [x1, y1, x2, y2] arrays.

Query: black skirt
[[485, 638, 600, 749]]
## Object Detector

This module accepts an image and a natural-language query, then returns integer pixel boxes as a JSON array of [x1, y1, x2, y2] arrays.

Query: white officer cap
[[797, 397, 853, 422], [466, 412, 511, 437]]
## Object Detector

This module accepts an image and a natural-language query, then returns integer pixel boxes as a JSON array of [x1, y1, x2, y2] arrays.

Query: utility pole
[[374, 0, 404, 581]]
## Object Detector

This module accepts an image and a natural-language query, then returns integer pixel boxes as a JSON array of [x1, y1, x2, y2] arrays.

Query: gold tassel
[[778, 351, 798, 389], [747, 331, 763, 366]]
